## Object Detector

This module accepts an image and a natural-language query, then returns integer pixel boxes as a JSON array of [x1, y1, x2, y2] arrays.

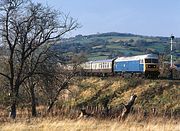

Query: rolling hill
[[53, 32, 180, 61]]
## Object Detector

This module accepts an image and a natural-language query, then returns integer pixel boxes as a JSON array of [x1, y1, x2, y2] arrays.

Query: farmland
[[54, 32, 180, 61]]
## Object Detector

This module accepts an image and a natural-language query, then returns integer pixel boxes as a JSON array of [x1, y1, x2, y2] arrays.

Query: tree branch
[[0, 72, 10, 80]]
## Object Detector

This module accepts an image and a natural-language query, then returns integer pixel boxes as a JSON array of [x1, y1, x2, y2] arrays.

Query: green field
[[55, 32, 180, 61]]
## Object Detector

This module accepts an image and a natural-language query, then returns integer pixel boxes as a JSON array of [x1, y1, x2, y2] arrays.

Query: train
[[80, 54, 160, 78]]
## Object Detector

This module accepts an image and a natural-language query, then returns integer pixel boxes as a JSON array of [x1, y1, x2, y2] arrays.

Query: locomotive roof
[[115, 54, 158, 62]]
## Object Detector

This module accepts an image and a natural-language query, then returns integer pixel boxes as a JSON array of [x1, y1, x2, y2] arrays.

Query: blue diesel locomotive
[[81, 54, 160, 78]]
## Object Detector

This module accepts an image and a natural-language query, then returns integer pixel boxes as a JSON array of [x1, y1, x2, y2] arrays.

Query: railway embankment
[[61, 77, 180, 118]]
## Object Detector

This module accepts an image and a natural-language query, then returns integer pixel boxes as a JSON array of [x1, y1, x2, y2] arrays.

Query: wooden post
[[121, 94, 137, 121], [78, 108, 93, 119]]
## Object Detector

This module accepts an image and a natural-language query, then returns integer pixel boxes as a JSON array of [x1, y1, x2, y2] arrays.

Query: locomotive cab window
[[145, 59, 151, 63], [152, 59, 158, 63], [145, 59, 158, 63]]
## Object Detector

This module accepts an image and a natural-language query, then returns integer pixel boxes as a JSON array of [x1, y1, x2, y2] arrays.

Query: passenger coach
[[81, 59, 114, 76]]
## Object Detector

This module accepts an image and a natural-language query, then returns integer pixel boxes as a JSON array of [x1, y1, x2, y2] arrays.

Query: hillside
[[53, 32, 180, 61], [59, 77, 180, 118]]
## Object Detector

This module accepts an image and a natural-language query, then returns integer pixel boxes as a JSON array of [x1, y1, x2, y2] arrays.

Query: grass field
[[0, 117, 179, 131]]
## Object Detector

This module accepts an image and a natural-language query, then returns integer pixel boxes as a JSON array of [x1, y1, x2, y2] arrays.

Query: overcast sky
[[35, 0, 180, 37]]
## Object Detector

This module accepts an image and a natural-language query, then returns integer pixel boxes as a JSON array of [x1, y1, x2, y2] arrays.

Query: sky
[[35, 0, 180, 37]]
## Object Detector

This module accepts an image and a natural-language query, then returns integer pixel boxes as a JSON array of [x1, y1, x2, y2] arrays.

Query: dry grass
[[70, 78, 179, 112], [0, 117, 179, 131], [0, 78, 179, 131]]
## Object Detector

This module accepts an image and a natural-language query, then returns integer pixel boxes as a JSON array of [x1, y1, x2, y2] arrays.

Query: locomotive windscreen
[[145, 59, 158, 63]]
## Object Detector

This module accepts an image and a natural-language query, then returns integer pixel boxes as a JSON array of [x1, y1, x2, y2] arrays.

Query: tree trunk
[[10, 102, 16, 119], [30, 84, 37, 117], [9, 87, 19, 119]]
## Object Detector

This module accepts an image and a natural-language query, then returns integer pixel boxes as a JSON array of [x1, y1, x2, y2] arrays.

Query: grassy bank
[[0, 117, 179, 131], [64, 77, 180, 117]]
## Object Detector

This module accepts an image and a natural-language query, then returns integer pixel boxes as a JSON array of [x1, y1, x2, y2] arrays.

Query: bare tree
[[40, 52, 87, 114], [0, 0, 78, 119], [22, 48, 57, 117], [43, 63, 77, 114]]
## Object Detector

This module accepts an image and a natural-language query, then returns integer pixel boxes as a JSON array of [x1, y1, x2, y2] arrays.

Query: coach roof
[[91, 59, 114, 63]]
